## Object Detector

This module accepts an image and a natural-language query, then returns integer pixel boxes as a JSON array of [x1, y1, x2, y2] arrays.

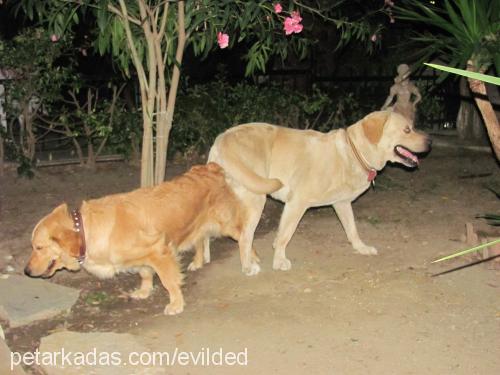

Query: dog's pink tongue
[[398, 146, 419, 164]]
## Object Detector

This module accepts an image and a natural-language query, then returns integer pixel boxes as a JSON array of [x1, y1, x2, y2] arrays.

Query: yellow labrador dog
[[207, 111, 431, 273]]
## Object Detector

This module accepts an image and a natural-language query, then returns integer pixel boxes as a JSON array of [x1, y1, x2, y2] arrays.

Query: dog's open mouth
[[42, 259, 57, 278], [394, 145, 419, 167]]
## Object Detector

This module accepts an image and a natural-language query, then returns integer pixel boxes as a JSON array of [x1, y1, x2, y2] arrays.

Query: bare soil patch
[[1, 141, 499, 374]]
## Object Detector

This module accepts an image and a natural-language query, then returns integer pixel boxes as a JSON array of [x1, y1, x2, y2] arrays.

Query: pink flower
[[274, 3, 282, 14], [50, 34, 59, 43], [370, 34, 377, 42], [284, 11, 303, 35], [217, 32, 229, 49], [291, 11, 302, 22]]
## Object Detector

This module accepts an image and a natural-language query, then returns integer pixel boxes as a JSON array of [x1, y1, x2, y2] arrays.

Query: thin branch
[[95, 136, 109, 158], [138, 0, 158, 115], [158, 2, 170, 43], [62, 122, 85, 164], [293, 0, 380, 26], [36, 124, 72, 136], [96, 83, 125, 158], [119, 0, 149, 92], [68, 90, 83, 111], [310, 108, 324, 129], [108, 3, 142, 26]]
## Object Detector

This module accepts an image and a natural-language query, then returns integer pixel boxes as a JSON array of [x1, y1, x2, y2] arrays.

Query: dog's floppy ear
[[52, 203, 69, 216], [362, 111, 390, 145], [50, 203, 80, 257], [51, 229, 80, 257]]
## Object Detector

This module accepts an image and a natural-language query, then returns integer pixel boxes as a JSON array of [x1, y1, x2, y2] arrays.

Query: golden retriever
[[25, 163, 266, 315], [207, 111, 431, 273]]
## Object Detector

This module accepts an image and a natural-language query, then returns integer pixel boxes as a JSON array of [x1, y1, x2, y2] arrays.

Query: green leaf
[[97, 0, 108, 31], [424, 63, 500, 85], [97, 33, 106, 55], [477, 213, 500, 226], [111, 18, 124, 57], [432, 239, 500, 263], [199, 34, 206, 54]]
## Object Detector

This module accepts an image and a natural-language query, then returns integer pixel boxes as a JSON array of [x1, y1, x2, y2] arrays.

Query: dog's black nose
[[24, 265, 32, 276]]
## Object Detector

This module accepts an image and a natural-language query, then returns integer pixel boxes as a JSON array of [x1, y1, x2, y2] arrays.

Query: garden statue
[[381, 64, 421, 122]]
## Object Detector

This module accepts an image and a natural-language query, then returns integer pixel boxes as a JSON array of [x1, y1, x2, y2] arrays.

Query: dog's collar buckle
[[367, 169, 377, 183], [70, 208, 87, 265], [77, 255, 85, 265]]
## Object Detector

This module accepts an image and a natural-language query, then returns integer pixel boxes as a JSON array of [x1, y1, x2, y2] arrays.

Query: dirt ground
[[1, 138, 499, 374]]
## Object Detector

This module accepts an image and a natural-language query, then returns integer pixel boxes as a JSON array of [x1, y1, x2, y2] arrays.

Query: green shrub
[[170, 79, 359, 157], [415, 80, 449, 130]]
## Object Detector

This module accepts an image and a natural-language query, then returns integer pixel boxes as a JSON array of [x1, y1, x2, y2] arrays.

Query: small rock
[[5, 266, 15, 273], [0, 275, 80, 327], [4, 255, 13, 261]]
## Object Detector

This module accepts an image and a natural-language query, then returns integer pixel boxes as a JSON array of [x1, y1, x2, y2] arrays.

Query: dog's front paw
[[273, 257, 292, 271], [164, 301, 184, 315], [354, 244, 378, 255], [129, 288, 151, 300], [187, 261, 202, 272], [242, 262, 261, 276]]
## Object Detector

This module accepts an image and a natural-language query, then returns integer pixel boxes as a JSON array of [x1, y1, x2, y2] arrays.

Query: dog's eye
[[35, 246, 43, 251], [404, 127, 411, 134]]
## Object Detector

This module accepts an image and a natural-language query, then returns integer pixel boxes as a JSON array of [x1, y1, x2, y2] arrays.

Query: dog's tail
[[209, 135, 283, 195]]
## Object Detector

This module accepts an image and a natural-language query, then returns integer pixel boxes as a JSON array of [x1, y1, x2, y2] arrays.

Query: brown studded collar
[[70, 208, 86, 264]]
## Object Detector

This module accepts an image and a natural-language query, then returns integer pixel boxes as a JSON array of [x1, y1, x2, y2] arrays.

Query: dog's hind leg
[[238, 192, 266, 276], [129, 267, 154, 299], [272, 202, 308, 271], [187, 238, 207, 271], [333, 201, 377, 255], [202, 237, 211, 264], [147, 248, 185, 315]]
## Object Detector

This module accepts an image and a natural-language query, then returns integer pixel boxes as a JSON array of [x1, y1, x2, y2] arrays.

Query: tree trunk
[[84, 89, 96, 170], [87, 145, 95, 169], [456, 77, 486, 142], [140, 109, 154, 186], [129, 131, 141, 166], [19, 105, 35, 161], [118, 0, 154, 187], [0, 133, 4, 176], [140, 1, 159, 188], [154, 1, 186, 184], [63, 123, 85, 165], [117, 0, 185, 187], [467, 60, 500, 159], [23, 114, 37, 161], [73, 140, 85, 165], [86, 131, 96, 170]]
